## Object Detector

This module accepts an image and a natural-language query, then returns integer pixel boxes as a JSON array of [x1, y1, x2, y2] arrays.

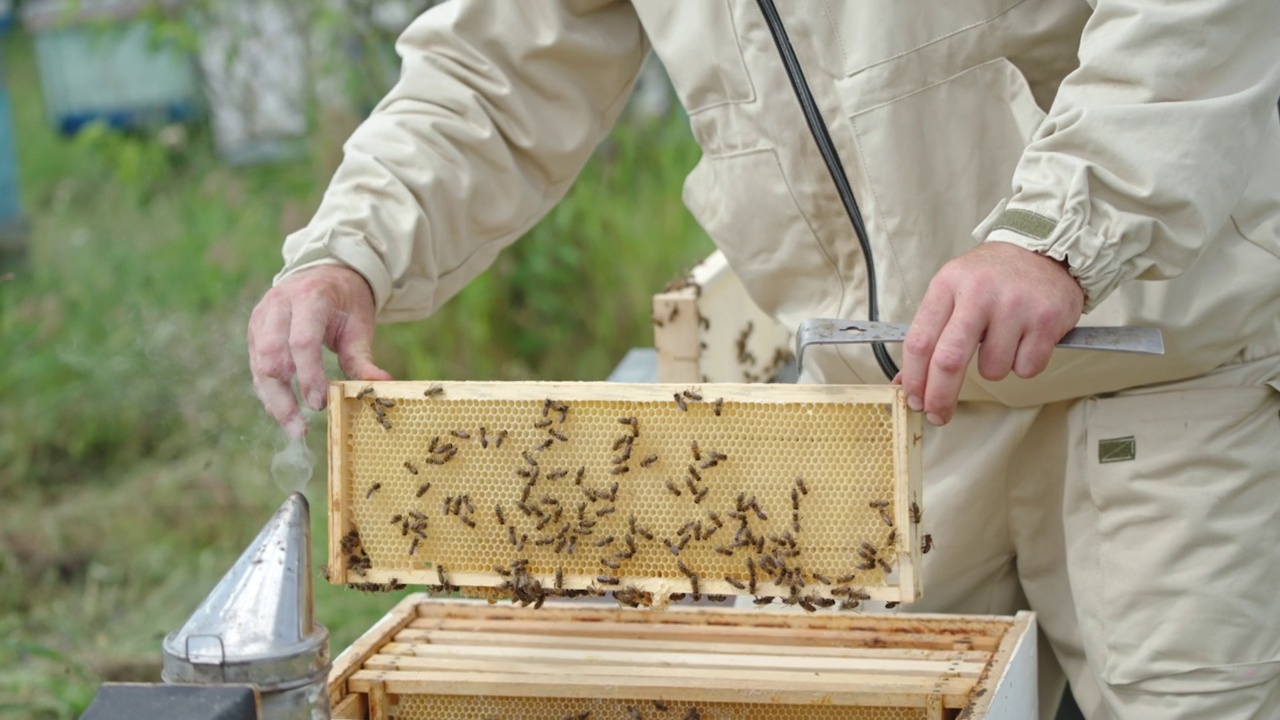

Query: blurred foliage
[[0, 10, 709, 717]]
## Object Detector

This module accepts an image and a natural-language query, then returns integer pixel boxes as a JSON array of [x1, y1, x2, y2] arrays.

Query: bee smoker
[[158, 491, 331, 719]]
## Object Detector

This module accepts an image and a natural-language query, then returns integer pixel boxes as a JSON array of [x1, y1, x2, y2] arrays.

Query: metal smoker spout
[[162, 492, 331, 719]]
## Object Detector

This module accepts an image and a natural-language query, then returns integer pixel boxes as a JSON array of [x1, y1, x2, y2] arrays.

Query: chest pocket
[[635, 0, 755, 113], [821, 0, 1025, 77]]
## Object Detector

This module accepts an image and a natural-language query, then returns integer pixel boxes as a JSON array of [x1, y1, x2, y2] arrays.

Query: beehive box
[[653, 251, 795, 385], [327, 598, 1037, 719], [327, 380, 923, 606]]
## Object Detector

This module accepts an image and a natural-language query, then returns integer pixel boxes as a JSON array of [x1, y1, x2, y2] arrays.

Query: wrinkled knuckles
[[930, 346, 970, 375], [903, 333, 936, 358]]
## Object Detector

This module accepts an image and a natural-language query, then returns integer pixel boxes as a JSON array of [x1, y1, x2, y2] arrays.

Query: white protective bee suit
[[276, 2, 1280, 717]]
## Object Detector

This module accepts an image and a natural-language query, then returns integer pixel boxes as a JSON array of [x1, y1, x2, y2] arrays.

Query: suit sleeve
[[977, 0, 1280, 312], [275, 0, 648, 321]]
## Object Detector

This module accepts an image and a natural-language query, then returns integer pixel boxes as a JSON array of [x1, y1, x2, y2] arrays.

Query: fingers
[[336, 335, 393, 382], [289, 298, 332, 412], [976, 317, 1022, 382], [921, 306, 986, 425], [901, 286, 954, 416], [248, 300, 305, 438]]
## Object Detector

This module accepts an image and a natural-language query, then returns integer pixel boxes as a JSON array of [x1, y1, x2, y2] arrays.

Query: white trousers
[[906, 355, 1280, 719]]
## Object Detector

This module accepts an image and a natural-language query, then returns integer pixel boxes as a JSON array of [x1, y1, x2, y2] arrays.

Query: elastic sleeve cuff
[[973, 199, 1125, 313], [273, 228, 395, 313]]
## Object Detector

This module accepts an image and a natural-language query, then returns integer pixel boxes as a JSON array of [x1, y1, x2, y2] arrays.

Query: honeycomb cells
[[340, 384, 907, 599], [395, 695, 928, 720]]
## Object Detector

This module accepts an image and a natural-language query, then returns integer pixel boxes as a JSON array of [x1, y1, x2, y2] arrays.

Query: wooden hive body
[[328, 598, 1037, 719]]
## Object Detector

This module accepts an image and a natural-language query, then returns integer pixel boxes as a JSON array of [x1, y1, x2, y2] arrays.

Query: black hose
[[754, 0, 899, 380]]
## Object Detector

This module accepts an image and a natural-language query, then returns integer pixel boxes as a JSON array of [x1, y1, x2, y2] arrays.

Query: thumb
[[337, 338, 394, 382]]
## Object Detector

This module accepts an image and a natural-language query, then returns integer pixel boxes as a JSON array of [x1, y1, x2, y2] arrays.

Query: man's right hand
[[248, 265, 393, 438]]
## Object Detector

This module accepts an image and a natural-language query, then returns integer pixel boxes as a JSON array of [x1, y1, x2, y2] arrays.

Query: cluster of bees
[[347, 385, 927, 611], [558, 703, 704, 720], [731, 320, 796, 384]]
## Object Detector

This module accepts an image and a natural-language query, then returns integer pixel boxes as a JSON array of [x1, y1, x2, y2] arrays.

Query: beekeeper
[[246, 3, 1280, 718]]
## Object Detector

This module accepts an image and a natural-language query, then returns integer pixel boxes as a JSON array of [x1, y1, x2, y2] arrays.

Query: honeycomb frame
[[328, 380, 923, 605], [328, 597, 1036, 720]]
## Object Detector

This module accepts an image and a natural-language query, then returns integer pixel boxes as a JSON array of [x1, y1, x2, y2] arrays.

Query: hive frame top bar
[[332, 379, 904, 404], [328, 380, 924, 607]]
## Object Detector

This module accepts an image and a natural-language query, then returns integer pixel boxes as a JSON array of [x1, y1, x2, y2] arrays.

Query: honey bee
[[408, 510, 427, 521], [555, 567, 565, 590], [812, 573, 832, 585], [855, 559, 876, 571], [517, 534, 527, 551], [910, 499, 922, 525], [626, 706, 643, 720], [877, 558, 892, 574], [791, 513, 801, 534], [664, 479, 682, 496], [460, 515, 475, 529], [542, 398, 555, 418], [684, 709, 703, 720], [549, 429, 568, 442], [554, 401, 569, 424], [673, 393, 688, 412], [508, 526, 518, 546], [683, 476, 699, 495], [520, 484, 533, 504], [594, 535, 615, 547], [423, 383, 444, 398], [579, 519, 597, 529], [595, 506, 616, 518], [357, 385, 375, 399], [449, 429, 470, 439], [574, 466, 586, 485], [597, 575, 620, 586], [795, 477, 809, 495], [664, 539, 681, 556], [836, 573, 858, 584], [640, 454, 658, 468], [682, 388, 703, 402], [690, 440, 701, 461], [479, 426, 489, 448], [725, 576, 746, 590], [534, 418, 553, 429], [535, 438, 555, 452], [886, 528, 897, 546], [618, 416, 637, 428], [609, 465, 630, 476], [653, 700, 669, 711], [409, 537, 420, 555], [635, 525, 654, 542], [885, 601, 900, 609], [697, 459, 716, 470], [567, 536, 578, 554], [495, 429, 508, 448], [547, 468, 568, 481], [922, 534, 934, 554], [752, 505, 768, 521], [714, 546, 734, 557], [377, 416, 392, 431], [522, 450, 539, 467], [601, 557, 621, 570], [712, 398, 724, 416], [612, 443, 633, 465], [365, 482, 381, 499]]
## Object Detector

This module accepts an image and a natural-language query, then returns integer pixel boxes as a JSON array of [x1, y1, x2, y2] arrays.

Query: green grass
[[0, 28, 710, 718]]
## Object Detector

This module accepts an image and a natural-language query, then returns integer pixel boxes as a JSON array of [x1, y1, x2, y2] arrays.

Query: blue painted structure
[[24, 2, 200, 135], [0, 39, 25, 248]]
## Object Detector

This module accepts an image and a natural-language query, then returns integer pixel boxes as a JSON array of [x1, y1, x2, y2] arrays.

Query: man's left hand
[[899, 242, 1085, 426]]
